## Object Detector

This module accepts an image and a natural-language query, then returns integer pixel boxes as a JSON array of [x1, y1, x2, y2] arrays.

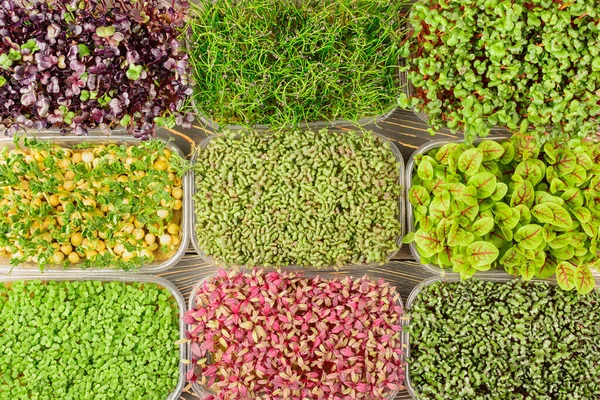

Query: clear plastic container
[[0, 134, 191, 274], [405, 136, 510, 276], [188, 130, 406, 270], [186, 269, 407, 399], [0, 271, 188, 400], [402, 275, 599, 400], [188, 0, 405, 132]]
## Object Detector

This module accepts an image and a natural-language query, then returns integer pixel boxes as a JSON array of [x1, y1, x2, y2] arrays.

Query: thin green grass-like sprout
[[186, 0, 408, 129]]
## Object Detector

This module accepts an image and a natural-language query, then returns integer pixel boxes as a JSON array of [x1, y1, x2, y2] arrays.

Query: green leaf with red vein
[[466, 241, 499, 267], [572, 207, 591, 224], [458, 148, 483, 175], [561, 188, 584, 208], [563, 165, 587, 186], [461, 185, 478, 205], [436, 143, 460, 165], [511, 180, 534, 207], [514, 224, 544, 250], [575, 265, 595, 295], [408, 185, 430, 207], [556, 261, 576, 291], [519, 262, 536, 281], [472, 217, 494, 236], [467, 171, 497, 199], [491, 182, 508, 201], [531, 203, 554, 224], [499, 141, 515, 164], [536, 257, 557, 279], [515, 160, 543, 185], [414, 229, 443, 254], [554, 149, 576, 176], [417, 158, 434, 181], [545, 202, 573, 229], [478, 140, 505, 161]]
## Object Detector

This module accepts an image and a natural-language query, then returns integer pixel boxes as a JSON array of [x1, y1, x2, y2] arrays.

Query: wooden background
[[162, 109, 447, 400]]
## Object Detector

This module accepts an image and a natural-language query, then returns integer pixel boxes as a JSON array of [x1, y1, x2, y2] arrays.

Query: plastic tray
[[405, 136, 510, 276], [0, 134, 191, 274], [402, 275, 600, 400], [186, 269, 406, 399], [0, 271, 188, 400], [188, 1, 405, 132], [188, 130, 406, 270]]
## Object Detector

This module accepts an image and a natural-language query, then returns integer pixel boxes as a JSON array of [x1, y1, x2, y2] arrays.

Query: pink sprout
[[184, 269, 405, 400]]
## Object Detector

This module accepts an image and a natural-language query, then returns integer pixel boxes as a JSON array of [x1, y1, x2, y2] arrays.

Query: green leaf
[[78, 44, 91, 57], [467, 172, 497, 199], [472, 217, 494, 236], [478, 140, 505, 161], [436, 218, 453, 239], [514, 224, 544, 250], [402, 232, 415, 244], [536, 257, 557, 279], [500, 247, 522, 270], [436, 143, 460, 165], [414, 229, 443, 254], [531, 204, 554, 224], [542, 226, 557, 243], [520, 263, 536, 281], [574, 265, 595, 295], [535, 191, 561, 205], [511, 180, 534, 207], [460, 203, 479, 221], [515, 160, 543, 185], [461, 185, 478, 205], [499, 141, 515, 164], [493, 203, 513, 223], [459, 264, 478, 280], [554, 149, 577, 176], [126, 64, 143, 81], [466, 241, 499, 267], [491, 182, 508, 201], [576, 152, 593, 170], [447, 224, 464, 247], [408, 185, 430, 207], [556, 261, 576, 291], [561, 188, 584, 208], [551, 245, 575, 261], [545, 202, 573, 229], [0, 53, 12, 70], [96, 26, 116, 38], [572, 207, 591, 224], [548, 233, 572, 249], [563, 165, 587, 186], [458, 148, 483, 175], [515, 204, 532, 225], [550, 178, 566, 193]]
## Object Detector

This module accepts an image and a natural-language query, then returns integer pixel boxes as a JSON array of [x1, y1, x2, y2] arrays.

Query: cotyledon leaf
[[408, 185, 431, 207], [491, 182, 508, 201], [536, 257, 557, 279], [556, 261, 576, 291], [511, 180, 535, 207], [574, 265, 595, 295], [414, 229, 443, 254], [417, 158, 434, 181], [545, 202, 573, 229], [466, 241, 499, 267], [472, 217, 494, 236], [514, 224, 544, 250], [467, 171, 497, 199], [531, 203, 554, 224], [458, 148, 483, 175], [499, 141, 515, 164], [554, 149, 577, 176], [515, 160, 543, 185], [436, 143, 460, 165], [478, 140, 505, 161]]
